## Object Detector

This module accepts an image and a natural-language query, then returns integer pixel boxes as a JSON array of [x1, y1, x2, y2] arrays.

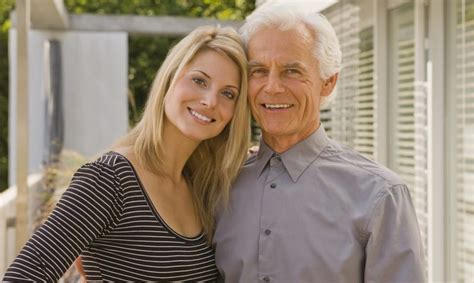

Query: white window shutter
[[355, 27, 376, 160], [389, 2, 429, 272], [323, 3, 361, 149], [323, 3, 377, 160], [455, 0, 474, 279]]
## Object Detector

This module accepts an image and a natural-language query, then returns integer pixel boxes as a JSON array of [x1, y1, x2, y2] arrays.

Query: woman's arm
[[3, 161, 123, 282]]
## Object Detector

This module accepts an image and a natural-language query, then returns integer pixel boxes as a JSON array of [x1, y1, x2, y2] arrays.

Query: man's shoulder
[[232, 152, 261, 184], [243, 151, 258, 166], [321, 141, 404, 187]]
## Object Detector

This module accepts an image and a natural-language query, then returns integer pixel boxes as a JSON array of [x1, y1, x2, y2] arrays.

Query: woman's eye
[[192, 77, 207, 87], [221, 90, 235, 100]]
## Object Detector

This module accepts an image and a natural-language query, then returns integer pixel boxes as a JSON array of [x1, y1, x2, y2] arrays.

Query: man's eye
[[221, 90, 236, 100], [250, 68, 267, 76], [285, 69, 300, 75], [192, 77, 207, 87]]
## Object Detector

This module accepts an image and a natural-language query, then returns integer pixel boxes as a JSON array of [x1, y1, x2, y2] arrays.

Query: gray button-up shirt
[[213, 126, 425, 283]]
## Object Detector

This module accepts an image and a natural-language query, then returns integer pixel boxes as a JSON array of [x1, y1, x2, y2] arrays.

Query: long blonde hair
[[116, 26, 250, 241]]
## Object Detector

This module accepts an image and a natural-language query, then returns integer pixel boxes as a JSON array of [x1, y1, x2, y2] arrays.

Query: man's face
[[247, 26, 336, 151]]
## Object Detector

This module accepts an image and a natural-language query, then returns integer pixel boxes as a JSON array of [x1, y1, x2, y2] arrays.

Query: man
[[213, 4, 425, 283]]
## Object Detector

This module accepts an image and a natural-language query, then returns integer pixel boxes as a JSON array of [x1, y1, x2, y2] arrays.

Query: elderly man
[[213, 4, 425, 283]]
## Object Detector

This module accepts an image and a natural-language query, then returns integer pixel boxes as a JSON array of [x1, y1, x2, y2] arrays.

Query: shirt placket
[[258, 154, 285, 283]]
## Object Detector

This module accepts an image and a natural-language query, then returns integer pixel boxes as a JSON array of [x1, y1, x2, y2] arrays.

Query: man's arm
[[364, 184, 426, 283]]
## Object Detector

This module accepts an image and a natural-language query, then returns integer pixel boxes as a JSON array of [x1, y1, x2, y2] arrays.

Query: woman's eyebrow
[[191, 69, 211, 78]]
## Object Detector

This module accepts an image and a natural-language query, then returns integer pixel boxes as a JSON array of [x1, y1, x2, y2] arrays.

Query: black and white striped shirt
[[3, 152, 219, 282]]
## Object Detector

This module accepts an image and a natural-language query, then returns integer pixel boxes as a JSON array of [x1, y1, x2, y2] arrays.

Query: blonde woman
[[4, 25, 250, 282]]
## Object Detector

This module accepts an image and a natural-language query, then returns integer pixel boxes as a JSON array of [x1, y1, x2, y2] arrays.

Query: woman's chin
[[181, 130, 220, 143]]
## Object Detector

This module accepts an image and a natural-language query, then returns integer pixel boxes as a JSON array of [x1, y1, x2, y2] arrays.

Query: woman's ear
[[321, 73, 338, 97]]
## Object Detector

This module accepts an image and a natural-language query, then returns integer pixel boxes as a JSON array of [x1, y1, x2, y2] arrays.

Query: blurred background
[[0, 0, 473, 282]]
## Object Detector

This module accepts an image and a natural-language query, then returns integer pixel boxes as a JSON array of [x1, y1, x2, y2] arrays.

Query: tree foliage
[[65, 0, 254, 19], [0, 0, 15, 192]]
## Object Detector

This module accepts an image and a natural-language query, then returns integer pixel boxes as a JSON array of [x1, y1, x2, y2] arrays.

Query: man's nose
[[264, 71, 284, 94], [200, 91, 217, 108]]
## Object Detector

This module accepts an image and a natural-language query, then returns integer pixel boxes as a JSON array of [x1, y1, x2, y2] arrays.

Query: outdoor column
[[427, 0, 446, 281], [15, 0, 30, 252], [374, 0, 388, 166]]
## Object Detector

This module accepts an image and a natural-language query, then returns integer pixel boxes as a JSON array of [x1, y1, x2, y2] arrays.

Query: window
[[323, 2, 363, 149], [453, 0, 474, 280], [355, 27, 376, 159], [388, 2, 428, 274]]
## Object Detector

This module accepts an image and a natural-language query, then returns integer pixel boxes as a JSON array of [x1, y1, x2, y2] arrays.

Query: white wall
[[8, 30, 128, 187]]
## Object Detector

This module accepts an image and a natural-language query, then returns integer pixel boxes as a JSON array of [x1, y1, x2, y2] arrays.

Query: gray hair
[[240, 3, 342, 108]]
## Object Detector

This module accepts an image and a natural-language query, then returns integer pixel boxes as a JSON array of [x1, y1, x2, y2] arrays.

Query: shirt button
[[264, 229, 271, 236], [263, 277, 270, 282], [270, 183, 277, 189]]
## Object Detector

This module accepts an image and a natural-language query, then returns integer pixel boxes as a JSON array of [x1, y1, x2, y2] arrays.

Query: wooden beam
[[12, 12, 242, 36], [68, 14, 242, 36], [15, 0, 30, 252], [31, 0, 69, 29]]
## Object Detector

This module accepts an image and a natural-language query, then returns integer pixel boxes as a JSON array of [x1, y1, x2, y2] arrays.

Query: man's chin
[[261, 128, 292, 138]]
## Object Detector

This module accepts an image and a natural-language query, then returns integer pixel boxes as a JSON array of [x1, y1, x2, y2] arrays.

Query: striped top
[[3, 152, 219, 282]]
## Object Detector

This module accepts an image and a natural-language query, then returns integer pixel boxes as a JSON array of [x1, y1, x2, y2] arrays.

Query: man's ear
[[321, 73, 339, 97]]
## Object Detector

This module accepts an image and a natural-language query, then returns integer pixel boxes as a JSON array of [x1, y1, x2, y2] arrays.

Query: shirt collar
[[255, 125, 331, 183], [255, 138, 276, 179]]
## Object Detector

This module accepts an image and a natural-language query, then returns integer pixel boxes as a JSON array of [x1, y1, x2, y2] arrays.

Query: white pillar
[[374, 0, 389, 166], [15, 0, 31, 252], [428, 0, 446, 281]]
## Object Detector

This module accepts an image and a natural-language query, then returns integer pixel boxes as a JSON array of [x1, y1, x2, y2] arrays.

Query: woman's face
[[164, 48, 241, 142]]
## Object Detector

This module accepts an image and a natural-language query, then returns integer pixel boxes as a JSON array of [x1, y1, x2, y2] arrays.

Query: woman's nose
[[200, 91, 217, 108]]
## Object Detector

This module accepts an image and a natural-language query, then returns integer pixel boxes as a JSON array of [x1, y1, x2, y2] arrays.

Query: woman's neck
[[159, 121, 200, 183]]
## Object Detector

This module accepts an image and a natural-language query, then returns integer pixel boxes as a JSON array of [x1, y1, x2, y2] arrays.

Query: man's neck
[[262, 123, 321, 154]]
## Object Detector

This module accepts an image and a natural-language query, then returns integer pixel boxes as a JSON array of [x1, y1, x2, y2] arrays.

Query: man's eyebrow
[[248, 62, 265, 68], [283, 62, 305, 69], [248, 62, 306, 69]]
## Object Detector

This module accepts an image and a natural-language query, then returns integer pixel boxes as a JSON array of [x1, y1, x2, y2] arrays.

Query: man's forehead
[[247, 24, 314, 45], [247, 27, 313, 53], [247, 40, 315, 66]]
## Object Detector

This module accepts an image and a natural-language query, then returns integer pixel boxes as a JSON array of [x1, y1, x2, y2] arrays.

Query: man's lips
[[261, 103, 294, 109]]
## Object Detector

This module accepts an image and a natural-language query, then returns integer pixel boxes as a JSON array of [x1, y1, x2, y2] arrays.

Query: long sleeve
[[3, 161, 123, 282], [364, 184, 425, 283]]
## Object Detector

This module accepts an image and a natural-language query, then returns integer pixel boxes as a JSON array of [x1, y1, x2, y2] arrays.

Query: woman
[[4, 25, 250, 282]]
